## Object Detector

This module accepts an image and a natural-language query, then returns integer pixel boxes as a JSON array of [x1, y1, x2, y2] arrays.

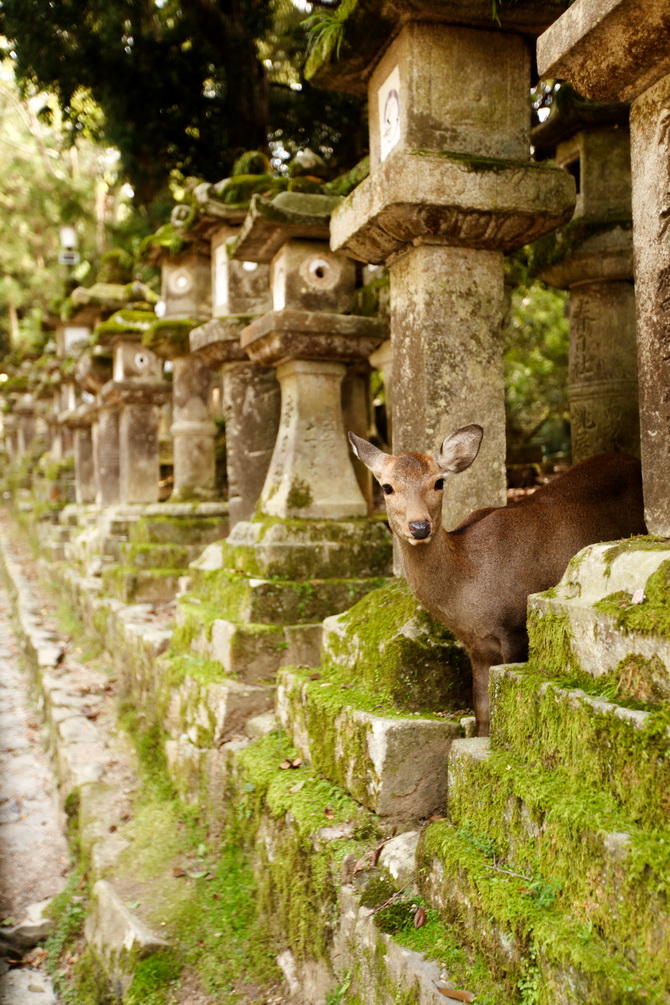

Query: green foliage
[[503, 278, 570, 458]]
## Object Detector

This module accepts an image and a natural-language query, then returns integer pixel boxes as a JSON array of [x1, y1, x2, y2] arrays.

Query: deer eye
[[434, 478, 444, 491], [382, 484, 394, 496]]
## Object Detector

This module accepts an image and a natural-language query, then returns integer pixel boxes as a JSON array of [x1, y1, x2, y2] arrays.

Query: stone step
[[277, 665, 463, 821], [119, 541, 205, 570], [160, 652, 275, 749], [126, 510, 228, 546], [528, 539, 670, 699], [101, 566, 182, 603], [320, 578, 472, 713], [442, 737, 670, 982], [175, 598, 323, 683], [489, 663, 670, 828], [418, 815, 669, 1004], [185, 569, 387, 626]]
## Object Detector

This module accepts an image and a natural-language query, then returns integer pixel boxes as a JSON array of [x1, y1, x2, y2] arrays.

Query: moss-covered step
[[277, 665, 463, 821], [490, 664, 670, 827], [321, 578, 472, 712], [119, 541, 205, 570], [193, 515, 392, 581], [101, 566, 182, 603], [159, 652, 274, 748], [443, 737, 670, 979], [185, 569, 388, 626], [127, 509, 228, 546], [418, 818, 668, 1005], [528, 540, 670, 696], [227, 730, 377, 978]]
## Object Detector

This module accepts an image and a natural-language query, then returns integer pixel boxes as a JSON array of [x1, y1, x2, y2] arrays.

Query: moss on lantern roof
[[232, 150, 272, 176], [210, 173, 288, 208], [93, 309, 158, 345], [141, 223, 190, 260], [142, 318, 200, 359], [71, 281, 158, 312], [324, 156, 370, 197]]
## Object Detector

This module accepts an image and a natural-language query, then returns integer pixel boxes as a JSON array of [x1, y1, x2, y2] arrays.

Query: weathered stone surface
[[537, 0, 670, 103], [257, 359, 368, 520], [241, 310, 386, 366], [160, 249, 212, 321], [85, 880, 168, 989], [331, 886, 443, 1005], [390, 244, 508, 531], [94, 403, 120, 506], [330, 150, 575, 264], [277, 667, 461, 821], [321, 578, 471, 711], [165, 673, 274, 747], [528, 540, 670, 694], [270, 240, 356, 314], [221, 360, 281, 528], [211, 225, 271, 317], [189, 317, 247, 365], [216, 516, 392, 580], [377, 830, 419, 888], [170, 354, 216, 500], [281, 623, 322, 669], [209, 619, 286, 682], [490, 664, 670, 827]]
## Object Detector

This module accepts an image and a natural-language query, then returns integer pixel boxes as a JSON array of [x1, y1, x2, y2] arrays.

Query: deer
[[349, 424, 647, 736]]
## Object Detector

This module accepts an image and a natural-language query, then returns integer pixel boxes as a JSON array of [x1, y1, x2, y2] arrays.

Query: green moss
[[123, 951, 181, 1005], [142, 318, 198, 359], [324, 157, 370, 198], [322, 578, 472, 712], [527, 602, 579, 675], [418, 820, 665, 1002], [286, 478, 313, 510], [69, 947, 116, 1005], [353, 271, 389, 317], [594, 560, 670, 639], [128, 514, 226, 546], [232, 150, 271, 176], [601, 536, 669, 576], [213, 173, 287, 207]]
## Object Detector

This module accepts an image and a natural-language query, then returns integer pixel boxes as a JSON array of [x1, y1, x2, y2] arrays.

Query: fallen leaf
[[127, 901, 140, 910], [435, 986, 475, 1002], [109, 824, 117, 833], [279, 760, 292, 770], [413, 906, 427, 929], [290, 757, 302, 768], [308, 672, 321, 680], [324, 807, 335, 819], [186, 870, 207, 879], [173, 866, 186, 878], [28, 984, 45, 993], [289, 781, 305, 794]]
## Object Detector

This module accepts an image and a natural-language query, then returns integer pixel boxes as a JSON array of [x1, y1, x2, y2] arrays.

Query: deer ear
[[436, 424, 483, 474], [348, 432, 389, 481]]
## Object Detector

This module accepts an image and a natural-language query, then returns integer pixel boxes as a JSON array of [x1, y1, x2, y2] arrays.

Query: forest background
[[0, 0, 570, 459]]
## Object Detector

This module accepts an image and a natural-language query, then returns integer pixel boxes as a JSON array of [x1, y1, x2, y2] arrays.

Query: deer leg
[[470, 655, 491, 737]]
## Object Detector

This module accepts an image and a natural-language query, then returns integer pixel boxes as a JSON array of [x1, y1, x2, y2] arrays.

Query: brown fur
[[350, 427, 647, 736]]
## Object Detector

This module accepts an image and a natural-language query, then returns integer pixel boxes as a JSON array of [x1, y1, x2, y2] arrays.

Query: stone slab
[[240, 310, 387, 365], [165, 672, 274, 747], [277, 667, 461, 821], [330, 150, 575, 264], [209, 619, 287, 682], [537, 0, 670, 103]]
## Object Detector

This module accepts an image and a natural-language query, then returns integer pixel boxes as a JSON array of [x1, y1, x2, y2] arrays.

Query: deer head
[[349, 425, 483, 544]]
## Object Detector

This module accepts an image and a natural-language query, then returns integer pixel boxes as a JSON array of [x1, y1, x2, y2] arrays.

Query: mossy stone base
[[418, 817, 666, 1004], [277, 665, 461, 821], [490, 665, 670, 827], [208, 619, 292, 683], [443, 738, 670, 983], [127, 512, 229, 546], [322, 578, 472, 712], [528, 540, 670, 695], [208, 516, 392, 580]]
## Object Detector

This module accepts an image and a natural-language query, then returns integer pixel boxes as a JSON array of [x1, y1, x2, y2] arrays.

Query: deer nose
[[409, 521, 432, 540]]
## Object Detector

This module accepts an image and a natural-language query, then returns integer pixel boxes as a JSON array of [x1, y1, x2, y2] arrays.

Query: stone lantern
[[310, 1, 576, 529], [190, 233, 279, 527], [538, 0, 670, 533], [532, 84, 639, 461], [234, 191, 385, 520], [95, 312, 169, 505]]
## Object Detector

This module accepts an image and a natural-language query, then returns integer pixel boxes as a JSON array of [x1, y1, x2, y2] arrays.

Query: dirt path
[[0, 574, 65, 1003]]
